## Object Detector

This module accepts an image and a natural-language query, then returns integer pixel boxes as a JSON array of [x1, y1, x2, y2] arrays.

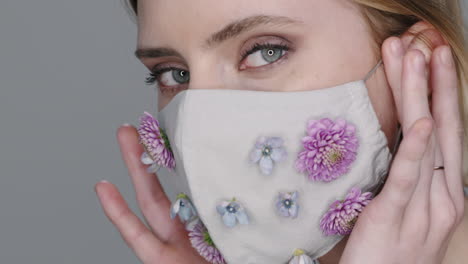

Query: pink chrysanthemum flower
[[188, 219, 226, 264], [137, 111, 175, 172], [295, 118, 358, 182], [319, 187, 373, 236]]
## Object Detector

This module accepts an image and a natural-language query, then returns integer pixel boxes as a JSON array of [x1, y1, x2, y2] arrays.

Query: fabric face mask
[[138, 61, 393, 264]]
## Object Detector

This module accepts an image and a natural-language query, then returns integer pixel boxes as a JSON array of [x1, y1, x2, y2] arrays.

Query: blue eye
[[240, 43, 290, 70], [145, 67, 190, 87]]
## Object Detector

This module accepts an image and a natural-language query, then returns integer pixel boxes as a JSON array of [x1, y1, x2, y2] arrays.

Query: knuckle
[[389, 173, 417, 193], [436, 202, 457, 230], [139, 198, 154, 213], [114, 206, 133, 223], [128, 225, 149, 245]]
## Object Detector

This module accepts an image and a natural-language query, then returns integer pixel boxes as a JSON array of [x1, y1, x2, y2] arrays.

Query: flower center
[[262, 146, 272, 156], [203, 231, 215, 246], [283, 199, 293, 208], [293, 249, 305, 257], [325, 146, 343, 165], [226, 205, 237, 214], [159, 128, 173, 153], [344, 216, 358, 230]]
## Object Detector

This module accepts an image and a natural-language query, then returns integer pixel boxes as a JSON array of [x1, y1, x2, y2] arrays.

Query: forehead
[[136, 0, 360, 49]]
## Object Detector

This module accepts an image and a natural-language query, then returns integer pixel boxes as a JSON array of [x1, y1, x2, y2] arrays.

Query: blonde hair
[[123, 0, 468, 184]]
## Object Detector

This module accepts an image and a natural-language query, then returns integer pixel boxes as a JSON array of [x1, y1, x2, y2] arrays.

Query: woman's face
[[135, 0, 398, 148]]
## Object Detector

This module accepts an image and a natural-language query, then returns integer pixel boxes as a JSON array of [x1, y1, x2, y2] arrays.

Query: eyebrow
[[134, 15, 302, 59]]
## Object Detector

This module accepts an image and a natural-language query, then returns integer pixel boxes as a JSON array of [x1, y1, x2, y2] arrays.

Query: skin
[[94, 0, 467, 263]]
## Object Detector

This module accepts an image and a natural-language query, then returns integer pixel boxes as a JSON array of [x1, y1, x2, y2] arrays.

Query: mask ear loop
[[363, 59, 383, 83]]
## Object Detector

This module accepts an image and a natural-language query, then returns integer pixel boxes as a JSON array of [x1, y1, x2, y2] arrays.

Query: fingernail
[[411, 52, 425, 75], [121, 123, 132, 127], [440, 46, 453, 67], [391, 38, 403, 57], [100, 180, 109, 184]]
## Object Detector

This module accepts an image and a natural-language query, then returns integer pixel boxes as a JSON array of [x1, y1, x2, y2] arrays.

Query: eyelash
[[145, 67, 180, 86], [240, 42, 290, 62], [144, 42, 291, 86]]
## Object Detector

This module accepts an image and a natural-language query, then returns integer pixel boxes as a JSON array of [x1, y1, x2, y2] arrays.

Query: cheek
[[157, 92, 172, 112], [367, 71, 399, 150]]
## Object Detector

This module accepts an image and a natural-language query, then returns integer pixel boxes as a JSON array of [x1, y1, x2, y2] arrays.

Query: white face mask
[[145, 61, 393, 264]]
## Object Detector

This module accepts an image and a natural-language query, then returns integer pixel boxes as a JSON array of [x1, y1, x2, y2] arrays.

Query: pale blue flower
[[216, 198, 249, 228], [276, 191, 299, 218], [250, 136, 287, 175], [170, 193, 197, 223]]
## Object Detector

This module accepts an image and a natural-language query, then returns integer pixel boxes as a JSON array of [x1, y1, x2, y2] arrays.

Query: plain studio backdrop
[[0, 1, 467, 263]]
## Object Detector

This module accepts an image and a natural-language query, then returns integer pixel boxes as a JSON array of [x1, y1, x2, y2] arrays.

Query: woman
[[95, 0, 468, 263]]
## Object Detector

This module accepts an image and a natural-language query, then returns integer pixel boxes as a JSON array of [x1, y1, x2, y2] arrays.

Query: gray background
[[0, 1, 466, 263]]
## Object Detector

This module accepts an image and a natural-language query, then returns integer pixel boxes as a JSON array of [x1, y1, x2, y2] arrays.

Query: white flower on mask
[[216, 198, 249, 228], [170, 193, 197, 223], [289, 249, 315, 264], [249, 136, 287, 175], [276, 191, 299, 219]]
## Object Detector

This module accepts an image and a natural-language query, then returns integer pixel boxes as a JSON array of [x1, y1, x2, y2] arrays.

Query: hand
[[95, 125, 210, 264], [339, 22, 465, 264]]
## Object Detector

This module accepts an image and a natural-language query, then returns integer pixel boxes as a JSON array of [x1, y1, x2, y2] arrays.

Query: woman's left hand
[[338, 22, 465, 264]]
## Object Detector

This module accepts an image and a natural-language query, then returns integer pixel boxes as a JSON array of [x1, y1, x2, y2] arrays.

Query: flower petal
[[259, 156, 273, 175], [216, 205, 226, 215], [179, 207, 192, 221], [186, 201, 198, 218], [185, 217, 200, 231], [266, 137, 284, 148], [222, 213, 237, 227], [291, 191, 298, 201], [249, 149, 262, 163], [146, 163, 159, 174], [289, 204, 299, 218], [172, 199, 181, 213], [289, 250, 314, 264], [236, 211, 249, 225], [170, 207, 177, 219], [278, 205, 290, 217], [270, 147, 287, 162], [140, 152, 154, 164]]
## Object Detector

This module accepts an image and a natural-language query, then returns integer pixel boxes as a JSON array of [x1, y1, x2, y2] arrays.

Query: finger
[[399, 132, 435, 243], [382, 37, 405, 121], [398, 48, 438, 242], [95, 181, 165, 263], [431, 45, 465, 219], [376, 117, 433, 225], [401, 49, 432, 133], [117, 125, 186, 242], [425, 170, 457, 254]]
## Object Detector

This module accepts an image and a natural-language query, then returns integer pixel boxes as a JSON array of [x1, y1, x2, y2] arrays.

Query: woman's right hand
[[95, 125, 210, 264]]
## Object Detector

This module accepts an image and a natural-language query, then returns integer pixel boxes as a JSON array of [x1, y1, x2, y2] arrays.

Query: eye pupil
[[261, 47, 282, 63]]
